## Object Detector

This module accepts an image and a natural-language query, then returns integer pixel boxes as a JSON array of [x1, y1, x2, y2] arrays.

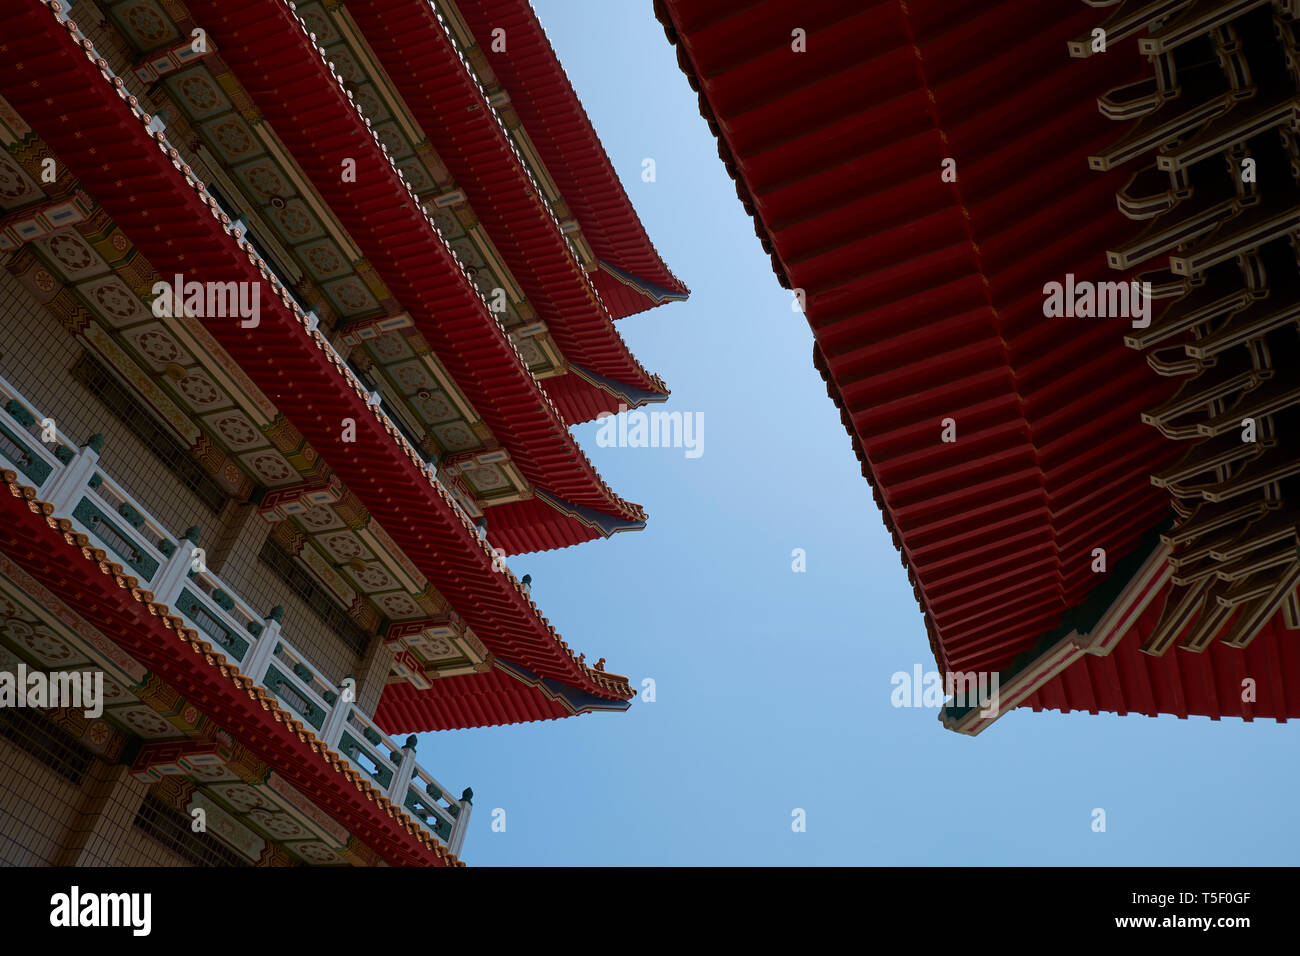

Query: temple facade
[[656, 0, 1300, 730], [0, 0, 684, 866]]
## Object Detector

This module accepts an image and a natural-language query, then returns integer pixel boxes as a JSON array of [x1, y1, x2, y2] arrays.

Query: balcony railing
[[0, 372, 472, 856]]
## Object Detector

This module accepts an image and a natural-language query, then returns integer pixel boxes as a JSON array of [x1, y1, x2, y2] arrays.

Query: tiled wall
[[218, 518, 368, 689], [59, 762, 152, 867], [0, 724, 208, 867], [110, 823, 193, 867], [0, 269, 212, 536], [0, 734, 79, 866], [0, 268, 372, 707]]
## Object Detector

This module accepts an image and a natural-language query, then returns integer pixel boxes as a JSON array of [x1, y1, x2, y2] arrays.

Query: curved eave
[[376, 660, 631, 734], [1026, 597, 1300, 722], [183, 0, 644, 530], [459, 0, 690, 319], [570, 364, 670, 407], [535, 489, 646, 537], [0, 471, 459, 867], [657, 0, 1188, 675], [484, 495, 645, 555], [347, 0, 669, 420], [950, 538, 1300, 727], [598, 260, 690, 309], [0, 0, 629, 702]]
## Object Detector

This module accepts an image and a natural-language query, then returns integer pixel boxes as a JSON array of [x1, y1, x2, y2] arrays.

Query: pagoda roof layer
[[655, 0, 1185, 675], [346, 0, 670, 421], [940, 540, 1300, 731], [459, 0, 690, 319], [0, 469, 458, 866], [1028, 592, 1300, 722], [376, 660, 629, 733], [0, 0, 631, 723], [182, 0, 646, 550]]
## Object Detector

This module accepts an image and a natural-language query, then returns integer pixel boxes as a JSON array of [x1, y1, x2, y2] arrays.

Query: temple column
[[355, 632, 397, 716], [54, 760, 150, 867], [208, 500, 259, 574]]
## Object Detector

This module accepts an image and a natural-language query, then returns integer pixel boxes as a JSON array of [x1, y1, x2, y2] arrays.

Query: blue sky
[[418, 0, 1300, 866]]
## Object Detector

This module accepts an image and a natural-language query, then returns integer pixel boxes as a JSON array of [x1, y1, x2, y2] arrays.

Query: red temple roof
[[656, 0, 1178, 671], [183, 0, 647, 552], [0, 1, 631, 732], [652, 0, 1299, 725], [375, 662, 628, 734], [460, 0, 690, 319], [1027, 582, 1300, 722], [346, 0, 670, 422]]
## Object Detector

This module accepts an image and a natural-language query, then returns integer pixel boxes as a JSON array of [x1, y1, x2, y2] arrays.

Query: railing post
[[241, 606, 283, 685], [388, 735, 418, 801], [43, 433, 103, 514], [319, 674, 354, 750], [448, 788, 473, 856], [150, 527, 199, 603]]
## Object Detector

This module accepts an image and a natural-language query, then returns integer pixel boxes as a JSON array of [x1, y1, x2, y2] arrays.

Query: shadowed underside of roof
[[658, 0, 1300, 725], [346, 0, 671, 422], [375, 661, 630, 733]]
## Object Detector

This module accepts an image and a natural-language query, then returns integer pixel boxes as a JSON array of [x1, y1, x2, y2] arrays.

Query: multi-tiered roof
[[0, 0, 684, 864]]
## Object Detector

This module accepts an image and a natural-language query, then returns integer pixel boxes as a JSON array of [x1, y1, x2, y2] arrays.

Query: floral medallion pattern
[[411, 389, 455, 423], [117, 706, 176, 739], [377, 593, 421, 619], [323, 277, 379, 315], [434, 423, 476, 451], [0, 154, 41, 209], [80, 276, 149, 326], [176, 371, 223, 410], [39, 230, 108, 280], [118, 1, 177, 46], [243, 451, 296, 486], [129, 327, 188, 368], [208, 412, 263, 451], [204, 116, 259, 163], [389, 360, 435, 393]]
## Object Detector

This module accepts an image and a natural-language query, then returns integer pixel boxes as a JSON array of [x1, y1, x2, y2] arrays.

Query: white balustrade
[[0, 373, 471, 852], [406, 763, 472, 851], [0, 373, 81, 500]]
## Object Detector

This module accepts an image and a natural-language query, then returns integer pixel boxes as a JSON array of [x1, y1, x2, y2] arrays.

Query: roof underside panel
[[459, 0, 690, 318], [658, 0, 1186, 675]]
